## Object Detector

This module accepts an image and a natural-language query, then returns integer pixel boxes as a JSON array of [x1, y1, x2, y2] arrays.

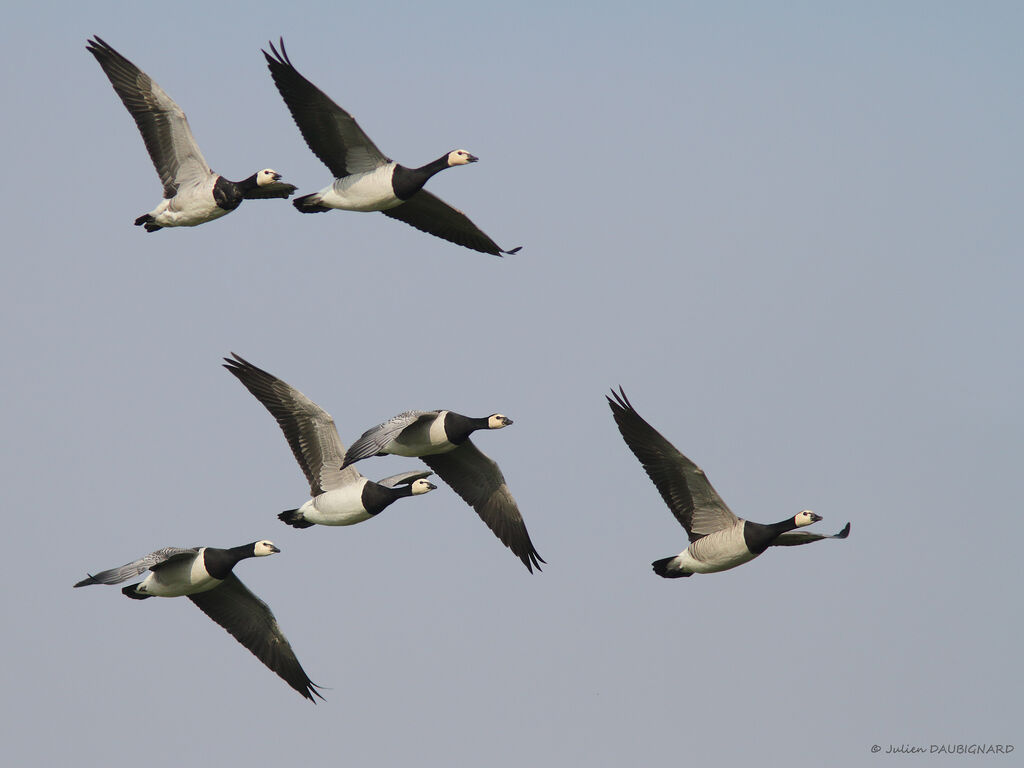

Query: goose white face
[[253, 540, 281, 556], [488, 413, 513, 429], [794, 510, 822, 527], [257, 168, 283, 186], [447, 150, 478, 166], [411, 479, 437, 495]]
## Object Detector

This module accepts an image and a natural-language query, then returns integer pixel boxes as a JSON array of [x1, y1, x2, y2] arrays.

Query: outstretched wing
[[263, 39, 388, 178], [382, 190, 521, 257], [772, 522, 851, 547], [73, 546, 198, 587], [607, 387, 738, 541], [342, 411, 435, 467], [376, 470, 434, 488], [423, 441, 544, 573], [86, 36, 211, 197], [223, 353, 357, 495], [189, 574, 324, 702]]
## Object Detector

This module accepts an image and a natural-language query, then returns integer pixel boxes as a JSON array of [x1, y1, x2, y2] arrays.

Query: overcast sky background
[[2, 2, 1021, 766]]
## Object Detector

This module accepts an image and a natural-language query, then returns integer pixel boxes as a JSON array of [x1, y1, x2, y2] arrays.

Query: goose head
[[253, 540, 281, 556], [487, 413, 513, 429], [447, 150, 478, 166], [256, 168, 284, 186], [410, 478, 438, 495], [794, 510, 822, 527]]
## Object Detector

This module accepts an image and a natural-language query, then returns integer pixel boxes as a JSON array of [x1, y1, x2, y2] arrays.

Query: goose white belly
[[318, 164, 402, 211], [678, 523, 758, 574], [149, 176, 227, 227], [136, 549, 219, 597], [299, 480, 372, 526]]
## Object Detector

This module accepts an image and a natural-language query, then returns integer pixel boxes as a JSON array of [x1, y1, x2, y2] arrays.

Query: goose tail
[[121, 583, 151, 599], [652, 557, 692, 578], [292, 193, 331, 213], [278, 509, 315, 529]]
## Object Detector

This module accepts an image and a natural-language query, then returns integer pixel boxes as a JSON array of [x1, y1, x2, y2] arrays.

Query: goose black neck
[[392, 155, 452, 200], [443, 412, 488, 445], [743, 517, 801, 555], [213, 175, 246, 211], [361, 482, 413, 515], [202, 543, 258, 580]]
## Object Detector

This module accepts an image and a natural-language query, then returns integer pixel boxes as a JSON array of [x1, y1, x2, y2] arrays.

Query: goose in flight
[[262, 39, 520, 257], [342, 409, 544, 572], [74, 540, 323, 701], [86, 36, 297, 231], [607, 388, 849, 577], [223, 353, 436, 529]]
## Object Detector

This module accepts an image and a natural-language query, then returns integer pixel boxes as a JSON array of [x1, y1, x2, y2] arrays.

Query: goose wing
[[382, 190, 521, 257], [772, 522, 851, 547], [422, 441, 544, 573], [189, 574, 323, 701], [86, 36, 211, 198], [262, 39, 388, 178], [73, 547, 198, 587], [376, 470, 434, 489], [223, 353, 357, 495], [341, 411, 436, 467], [607, 388, 738, 541]]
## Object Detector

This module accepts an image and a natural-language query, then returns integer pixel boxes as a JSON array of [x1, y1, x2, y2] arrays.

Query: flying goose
[[342, 410, 544, 572], [86, 36, 297, 231], [74, 540, 323, 701], [223, 353, 436, 529], [607, 388, 850, 577], [262, 39, 520, 257]]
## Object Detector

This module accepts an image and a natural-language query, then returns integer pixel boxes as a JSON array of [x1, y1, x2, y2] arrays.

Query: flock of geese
[[74, 36, 851, 702]]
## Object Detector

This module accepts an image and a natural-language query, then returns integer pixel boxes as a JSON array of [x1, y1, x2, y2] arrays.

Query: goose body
[[342, 410, 544, 572], [607, 388, 850, 578], [74, 541, 323, 701], [86, 36, 297, 231], [223, 353, 435, 530], [263, 40, 519, 256]]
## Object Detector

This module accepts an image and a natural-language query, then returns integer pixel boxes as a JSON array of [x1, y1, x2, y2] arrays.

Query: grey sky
[[2, 2, 1021, 766]]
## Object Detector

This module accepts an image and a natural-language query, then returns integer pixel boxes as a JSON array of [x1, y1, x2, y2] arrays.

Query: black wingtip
[[502, 246, 522, 256], [73, 573, 97, 588], [834, 522, 851, 539]]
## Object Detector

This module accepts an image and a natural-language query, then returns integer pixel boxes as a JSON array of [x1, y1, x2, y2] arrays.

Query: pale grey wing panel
[[342, 411, 432, 467], [422, 442, 544, 573], [376, 470, 433, 488], [73, 547, 198, 587], [381, 191, 516, 257], [607, 388, 738, 541], [188, 575, 323, 701], [772, 522, 851, 547], [223, 353, 355, 495], [86, 37, 211, 197], [263, 40, 388, 178]]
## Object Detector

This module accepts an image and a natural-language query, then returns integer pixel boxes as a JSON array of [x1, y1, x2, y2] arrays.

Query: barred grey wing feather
[[342, 411, 433, 467], [223, 353, 357, 495], [607, 387, 739, 541], [73, 547, 198, 587], [376, 470, 434, 489], [263, 39, 388, 178], [86, 36, 211, 198]]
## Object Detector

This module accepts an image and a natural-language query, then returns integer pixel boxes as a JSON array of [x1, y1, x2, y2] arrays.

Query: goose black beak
[[269, 544, 281, 553], [466, 154, 479, 163], [810, 513, 822, 523], [426, 482, 438, 491], [272, 173, 282, 181]]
